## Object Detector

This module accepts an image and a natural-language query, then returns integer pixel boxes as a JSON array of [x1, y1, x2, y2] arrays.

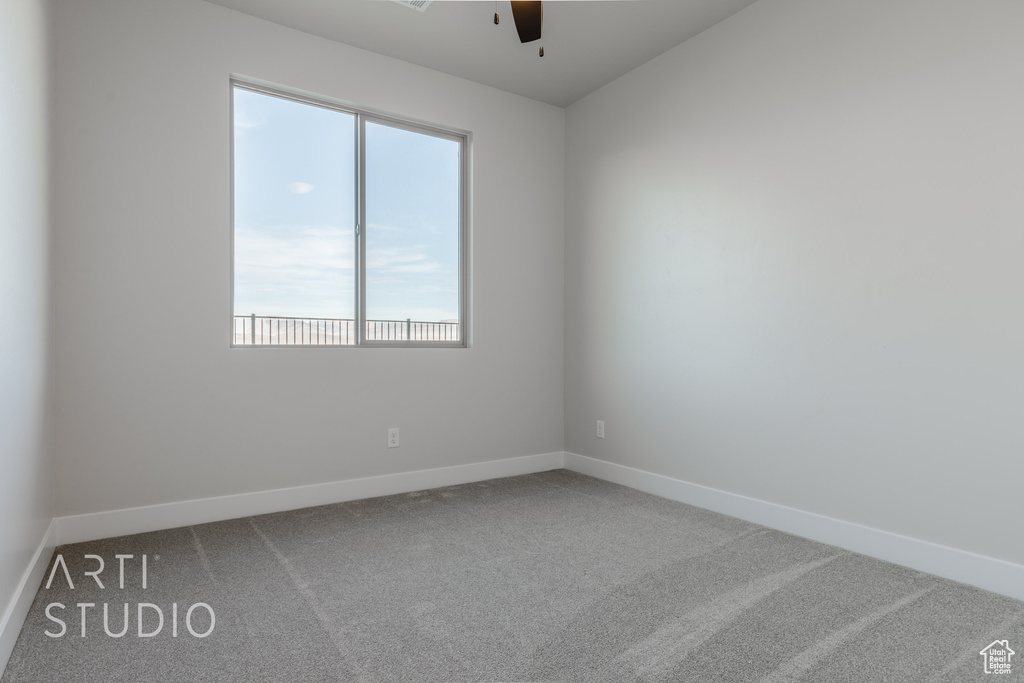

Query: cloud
[[234, 222, 354, 318], [288, 182, 314, 195], [364, 245, 458, 320], [234, 223, 459, 321], [232, 106, 264, 132], [367, 249, 432, 271]]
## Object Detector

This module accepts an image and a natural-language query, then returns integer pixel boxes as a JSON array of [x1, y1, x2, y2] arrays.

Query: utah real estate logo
[[979, 639, 1014, 675]]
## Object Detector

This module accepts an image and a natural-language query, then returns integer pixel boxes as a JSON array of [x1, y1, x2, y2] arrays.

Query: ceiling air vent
[[389, 0, 432, 11]]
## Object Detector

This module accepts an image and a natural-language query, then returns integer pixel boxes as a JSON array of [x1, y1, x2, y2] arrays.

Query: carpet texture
[[3, 470, 1022, 682]]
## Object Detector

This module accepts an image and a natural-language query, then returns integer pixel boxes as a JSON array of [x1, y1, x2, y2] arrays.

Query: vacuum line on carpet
[[249, 518, 375, 683], [757, 585, 936, 683], [191, 525, 265, 652], [189, 526, 219, 586], [925, 609, 1024, 683], [610, 554, 842, 681]]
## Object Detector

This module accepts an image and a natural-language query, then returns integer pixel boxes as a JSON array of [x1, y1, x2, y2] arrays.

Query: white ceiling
[[202, 0, 758, 107]]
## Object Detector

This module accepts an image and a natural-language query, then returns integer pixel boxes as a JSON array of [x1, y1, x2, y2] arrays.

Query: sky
[[233, 87, 461, 323]]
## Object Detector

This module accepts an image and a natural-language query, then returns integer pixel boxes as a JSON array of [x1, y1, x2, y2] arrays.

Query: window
[[231, 81, 467, 346]]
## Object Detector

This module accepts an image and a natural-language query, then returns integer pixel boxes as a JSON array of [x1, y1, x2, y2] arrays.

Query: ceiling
[[202, 0, 758, 107]]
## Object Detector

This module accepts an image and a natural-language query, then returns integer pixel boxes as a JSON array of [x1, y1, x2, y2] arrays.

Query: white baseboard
[[56, 451, 566, 546], [564, 452, 1024, 602], [0, 519, 57, 676], [44, 448, 1022, 605]]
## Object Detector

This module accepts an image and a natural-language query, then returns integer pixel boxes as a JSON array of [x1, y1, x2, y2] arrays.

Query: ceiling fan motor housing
[[510, 1, 543, 44]]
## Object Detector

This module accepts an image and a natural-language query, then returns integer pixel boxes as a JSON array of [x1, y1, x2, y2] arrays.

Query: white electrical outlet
[[388, 428, 400, 448], [596, 420, 605, 439]]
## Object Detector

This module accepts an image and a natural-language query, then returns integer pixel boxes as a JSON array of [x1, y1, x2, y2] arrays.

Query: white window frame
[[230, 79, 470, 348]]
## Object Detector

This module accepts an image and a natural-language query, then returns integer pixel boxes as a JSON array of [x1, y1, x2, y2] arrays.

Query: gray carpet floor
[[3, 470, 1022, 682]]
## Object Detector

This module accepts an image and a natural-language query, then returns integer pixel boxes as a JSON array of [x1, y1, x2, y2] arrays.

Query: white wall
[[565, 0, 1024, 566], [0, 0, 53, 666], [51, 0, 564, 516]]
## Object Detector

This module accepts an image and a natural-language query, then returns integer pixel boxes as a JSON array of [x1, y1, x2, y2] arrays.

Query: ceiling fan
[[495, 1, 544, 57]]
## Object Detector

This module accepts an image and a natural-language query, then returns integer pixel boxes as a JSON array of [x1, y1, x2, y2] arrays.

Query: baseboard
[[57, 451, 566, 545], [49, 449, 1021, 601], [0, 519, 57, 676], [564, 452, 1024, 602]]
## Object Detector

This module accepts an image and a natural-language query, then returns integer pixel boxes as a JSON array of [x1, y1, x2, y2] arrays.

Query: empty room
[[1, 0, 1022, 680]]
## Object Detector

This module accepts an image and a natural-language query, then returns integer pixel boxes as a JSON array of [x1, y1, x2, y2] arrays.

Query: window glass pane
[[365, 121, 461, 342], [233, 88, 356, 344]]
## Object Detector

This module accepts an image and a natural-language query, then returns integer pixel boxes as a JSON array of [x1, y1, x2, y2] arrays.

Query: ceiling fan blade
[[510, 1, 542, 44]]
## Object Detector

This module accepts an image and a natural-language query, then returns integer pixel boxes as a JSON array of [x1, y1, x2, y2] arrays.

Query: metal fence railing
[[233, 315, 460, 345]]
